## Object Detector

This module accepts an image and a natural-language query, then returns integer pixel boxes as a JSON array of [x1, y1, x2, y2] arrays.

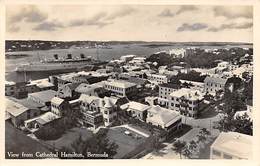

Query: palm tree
[[172, 140, 187, 159]]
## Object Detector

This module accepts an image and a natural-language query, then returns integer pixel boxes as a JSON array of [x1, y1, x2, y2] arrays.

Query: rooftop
[[105, 79, 137, 89], [211, 132, 252, 159], [6, 98, 29, 117], [170, 88, 204, 100], [28, 78, 54, 88], [147, 105, 181, 127], [8, 97, 45, 109], [51, 97, 65, 105], [36, 112, 60, 125], [121, 101, 150, 112], [28, 90, 57, 103], [159, 83, 180, 89], [204, 76, 228, 85]]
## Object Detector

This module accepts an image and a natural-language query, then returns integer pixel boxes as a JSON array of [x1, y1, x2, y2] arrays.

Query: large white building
[[104, 79, 137, 98], [210, 132, 252, 159], [169, 88, 204, 118], [79, 94, 120, 127], [121, 101, 151, 121], [147, 73, 169, 85], [158, 83, 180, 107], [169, 48, 186, 58], [146, 105, 182, 133]]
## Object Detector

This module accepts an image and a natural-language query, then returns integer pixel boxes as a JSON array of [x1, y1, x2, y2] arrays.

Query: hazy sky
[[6, 5, 253, 42]]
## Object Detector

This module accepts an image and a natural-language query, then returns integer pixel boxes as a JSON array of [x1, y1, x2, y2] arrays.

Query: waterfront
[[5, 43, 252, 82]]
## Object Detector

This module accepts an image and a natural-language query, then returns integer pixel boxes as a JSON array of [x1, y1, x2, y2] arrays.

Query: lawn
[[106, 127, 147, 159], [45, 127, 93, 150], [5, 121, 51, 159]]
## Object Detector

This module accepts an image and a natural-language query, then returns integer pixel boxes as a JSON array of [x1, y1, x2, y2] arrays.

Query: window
[[212, 149, 221, 156], [223, 153, 232, 159]]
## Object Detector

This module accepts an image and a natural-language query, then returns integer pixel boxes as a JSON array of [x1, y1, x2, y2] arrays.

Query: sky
[[5, 5, 253, 42]]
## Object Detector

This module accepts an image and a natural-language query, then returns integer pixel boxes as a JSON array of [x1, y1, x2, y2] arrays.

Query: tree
[[214, 112, 252, 136], [222, 90, 247, 115], [199, 128, 211, 139], [188, 140, 198, 154], [172, 140, 187, 159], [61, 129, 119, 159]]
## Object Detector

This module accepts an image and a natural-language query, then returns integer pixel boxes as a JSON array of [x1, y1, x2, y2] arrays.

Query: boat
[[15, 53, 99, 72]]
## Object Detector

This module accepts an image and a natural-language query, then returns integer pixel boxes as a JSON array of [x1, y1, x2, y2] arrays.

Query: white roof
[[51, 97, 64, 105], [122, 101, 150, 112], [6, 98, 29, 117], [147, 105, 181, 127], [28, 78, 54, 88], [211, 132, 252, 159], [5, 80, 16, 86], [105, 79, 136, 89], [170, 88, 203, 100], [36, 112, 60, 125]]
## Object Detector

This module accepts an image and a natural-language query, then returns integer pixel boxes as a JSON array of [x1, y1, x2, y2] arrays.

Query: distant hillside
[[5, 40, 252, 52]]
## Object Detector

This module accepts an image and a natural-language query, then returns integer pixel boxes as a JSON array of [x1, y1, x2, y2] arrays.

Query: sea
[[5, 43, 252, 83]]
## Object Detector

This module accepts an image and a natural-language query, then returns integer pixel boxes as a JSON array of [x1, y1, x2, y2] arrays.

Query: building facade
[[158, 83, 180, 107], [169, 88, 204, 118], [104, 79, 137, 98]]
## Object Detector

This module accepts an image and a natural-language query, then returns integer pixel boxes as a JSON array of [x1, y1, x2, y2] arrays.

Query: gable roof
[[29, 90, 57, 103], [122, 101, 150, 112], [51, 97, 65, 105], [6, 98, 29, 117], [147, 106, 181, 127]]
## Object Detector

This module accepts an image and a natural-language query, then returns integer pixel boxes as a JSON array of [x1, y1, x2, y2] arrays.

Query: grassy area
[[5, 121, 51, 159], [106, 127, 147, 159], [45, 127, 93, 150]]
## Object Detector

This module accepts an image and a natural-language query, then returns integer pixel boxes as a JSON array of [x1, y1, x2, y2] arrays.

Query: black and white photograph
[[3, 1, 256, 161]]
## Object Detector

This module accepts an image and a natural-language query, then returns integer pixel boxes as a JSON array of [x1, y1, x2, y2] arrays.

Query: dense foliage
[[60, 129, 119, 159], [35, 105, 83, 140]]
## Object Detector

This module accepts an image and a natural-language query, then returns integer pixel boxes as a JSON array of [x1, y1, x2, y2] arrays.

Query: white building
[[51, 97, 68, 116], [169, 88, 204, 118], [129, 57, 146, 65], [217, 61, 229, 68], [158, 83, 180, 107], [104, 79, 137, 98], [146, 105, 182, 132], [121, 101, 151, 121], [210, 132, 252, 159], [120, 55, 136, 62], [147, 73, 169, 85], [169, 48, 186, 58]]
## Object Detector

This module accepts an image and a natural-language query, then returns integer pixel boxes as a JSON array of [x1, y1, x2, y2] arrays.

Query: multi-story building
[[169, 88, 204, 118], [104, 79, 137, 98], [57, 83, 80, 99], [204, 76, 228, 94], [51, 97, 69, 116], [121, 101, 151, 121], [210, 132, 252, 159], [79, 94, 126, 127], [147, 73, 169, 85], [158, 83, 180, 107]]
